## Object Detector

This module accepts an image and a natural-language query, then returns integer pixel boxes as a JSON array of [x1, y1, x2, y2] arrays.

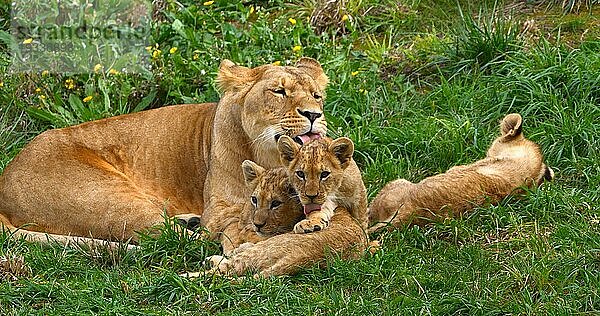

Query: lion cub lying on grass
[[196, 159, 367, 277], [277, 136, 369, 232], [368, 113, 554, 232]]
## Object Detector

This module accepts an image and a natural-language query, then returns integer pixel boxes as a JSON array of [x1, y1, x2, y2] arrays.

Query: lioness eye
[[295, 170, 305, 180], [272, 88, 286, 97], [320, 171, 330, 179], [270, 200, 282, 209], [251, 196, 257, 206], [313, 92, 322, 100]]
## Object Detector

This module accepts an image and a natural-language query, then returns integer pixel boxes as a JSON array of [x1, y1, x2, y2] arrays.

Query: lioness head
[[241, 160, 304, 237], [277, 136, 354, 215], [218, 58, 329, 167]]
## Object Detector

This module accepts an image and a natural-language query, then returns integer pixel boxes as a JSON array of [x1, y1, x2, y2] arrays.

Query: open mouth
[[303, 203, 321, 215], [293, 132, 322, 145]]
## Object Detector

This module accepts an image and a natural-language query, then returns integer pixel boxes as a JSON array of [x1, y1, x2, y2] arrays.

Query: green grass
[[1, 0, 600, 314]]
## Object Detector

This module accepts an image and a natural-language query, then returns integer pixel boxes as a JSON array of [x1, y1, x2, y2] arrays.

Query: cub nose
[[253, 222, 266, 231], [297, 109, 322, 123]]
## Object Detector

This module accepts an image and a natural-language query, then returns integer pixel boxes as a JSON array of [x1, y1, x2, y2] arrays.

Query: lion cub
[[368, 113, 554, 232], [220, 161, 304, 254], [277, 136, 368, 233]]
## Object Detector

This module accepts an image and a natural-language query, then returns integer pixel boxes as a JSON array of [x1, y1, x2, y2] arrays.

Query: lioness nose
[[254, 222, 265, 230], [305, 193, 318, 201], [297, 109, 322, 123]]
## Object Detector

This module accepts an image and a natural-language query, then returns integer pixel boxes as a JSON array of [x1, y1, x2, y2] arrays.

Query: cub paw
[[204, 255, 231, 275], [293, 218, 329, 234]]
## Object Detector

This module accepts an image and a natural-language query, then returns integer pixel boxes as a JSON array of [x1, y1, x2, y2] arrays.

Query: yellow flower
[[341, 14, 349, 22], [41, 70, 49, 76], [203, 1, 214, 5], [145, 45, 153, 52], [292, 45, 302, 52], [108, 68, 119, 75], [83, 96, 93, 102], [351, 71, 359, 76], [23, 38, 33, 44], [249, 6, 255, 14], [0, 81, 3, 88], [193, 52, 200, 60], [288, 18, 297, 25], [94, 64, 103, 73], [169, 47, 178, 54], [65, 79, 75, 90], [273, 61, 281, 66], [35, 88, 41, 93], [39, 95, 46, 100], [152, 49, 162, 59]]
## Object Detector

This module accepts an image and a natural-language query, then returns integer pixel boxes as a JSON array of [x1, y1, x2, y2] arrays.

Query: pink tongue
[[303, 203, 321, 215], [298, 133, 322, 144]]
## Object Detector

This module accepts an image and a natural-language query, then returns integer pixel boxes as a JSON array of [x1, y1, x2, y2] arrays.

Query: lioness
[[220, 160, 304, 255], [368, 113, 554, 232], [0, 58, 329, 251], [277, 136, 368, 233]]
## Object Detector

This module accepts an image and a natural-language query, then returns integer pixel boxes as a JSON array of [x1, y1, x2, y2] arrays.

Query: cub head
[[241, 160, 304, 237], [219, 58, 329, 167], [277, 136, 354, 215]]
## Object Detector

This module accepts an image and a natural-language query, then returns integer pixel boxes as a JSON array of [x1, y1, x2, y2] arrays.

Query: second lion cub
[[277, 136, 368, 233], [368, 113, 554, 232]]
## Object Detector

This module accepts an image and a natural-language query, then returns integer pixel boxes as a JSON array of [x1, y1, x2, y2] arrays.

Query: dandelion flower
[[94, 64, 103, 73], [0, 82, 3, 88], [273, 61, 281, 66], [341, 14, 349, 22], [193, 52, 200, 60], [288, 18, 297, 25], [39, 95, 46, 100], [292, 45, 302, 52], [22, 38, 33, 44], [35, 88, 41, 93], [249, 6, 255, 14], [145, 46, 153, 52], [169, 47, 178, 54], [83, 96, 93, 102], [41, 70, 49, 76], [108, 68, 119, 75], [65, 79, 75, 90], [351, 71, 359, 76], [152, 49, 162, 59], [203, 1, 214, 5]]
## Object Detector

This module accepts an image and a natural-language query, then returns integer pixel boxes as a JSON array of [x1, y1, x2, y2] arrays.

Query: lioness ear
[[242, 160, 265, 188], [217, 60, 262, 92], [296, 57, 329, 91], [277, 136, 299, 166], [329, 137, 354, 169], [500, 113, 523, 139]]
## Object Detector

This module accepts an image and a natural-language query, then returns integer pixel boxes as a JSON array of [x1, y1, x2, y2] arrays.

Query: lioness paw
[[293, 217, 329, 234]]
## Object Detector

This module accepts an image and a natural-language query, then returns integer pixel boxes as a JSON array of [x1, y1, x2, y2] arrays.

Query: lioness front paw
[[293, 217, 329, 234]]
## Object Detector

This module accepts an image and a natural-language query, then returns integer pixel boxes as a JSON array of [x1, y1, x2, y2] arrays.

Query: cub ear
[[296, 57, 329, 91], [217, 60, 264, 93], [500, 113, 523, 138], [329, 137, 354, 169], [242, 160, 265, 188], [277, 136, 300, 166]]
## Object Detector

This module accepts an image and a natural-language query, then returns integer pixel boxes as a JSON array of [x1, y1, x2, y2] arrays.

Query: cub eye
[[250, 196, 257, 206], [320, 171, 331, 180], [295, 170, 305, 180], [272, 88, 286, 97], [270, 200, 282, 209], [313, 92, 322, 100]]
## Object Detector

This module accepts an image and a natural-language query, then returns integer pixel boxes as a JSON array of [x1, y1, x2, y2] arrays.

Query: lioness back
[[277, 136, 368, 233], [368, 113, 554, 232]]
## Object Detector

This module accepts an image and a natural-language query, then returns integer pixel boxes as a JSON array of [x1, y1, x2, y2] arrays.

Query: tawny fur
[[201, 208, 367, 277], [277, 136, 369, 233], [0, 58, 331, 252], [368, 113, 554, 232], [220, 162, 304, 255]]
